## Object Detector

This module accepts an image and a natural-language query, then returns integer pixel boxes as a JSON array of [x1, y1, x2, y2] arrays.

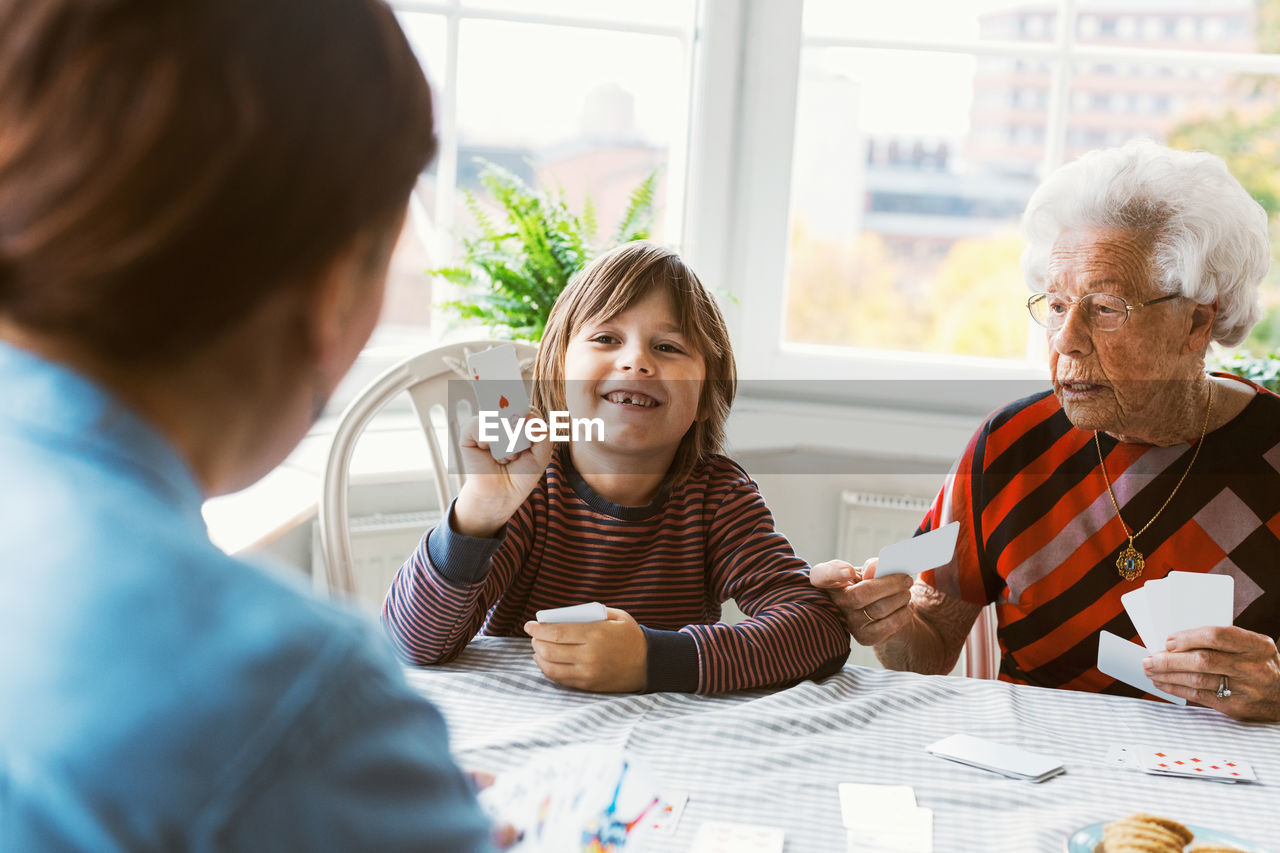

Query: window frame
[[715, 0, 1280, 411]]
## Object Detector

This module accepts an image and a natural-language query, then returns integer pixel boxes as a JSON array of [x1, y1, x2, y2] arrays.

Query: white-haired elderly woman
[[813, 141, 1280, 722]]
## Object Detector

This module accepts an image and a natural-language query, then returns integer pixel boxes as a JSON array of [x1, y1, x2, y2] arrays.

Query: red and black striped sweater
[[383, 450, 850, 693]]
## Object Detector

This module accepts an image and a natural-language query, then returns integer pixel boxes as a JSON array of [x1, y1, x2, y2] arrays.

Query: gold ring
[[861, 608, 877, 624], [1216, 675, 1231, 700]]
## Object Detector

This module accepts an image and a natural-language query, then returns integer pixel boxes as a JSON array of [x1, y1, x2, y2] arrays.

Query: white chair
[[317, 340, 537, 599], [963, 603, 1000, 679]]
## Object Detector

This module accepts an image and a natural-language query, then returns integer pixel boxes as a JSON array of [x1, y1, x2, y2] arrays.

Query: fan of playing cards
[[1096, 571, 1234, 704], [476, 747, 685, 852]]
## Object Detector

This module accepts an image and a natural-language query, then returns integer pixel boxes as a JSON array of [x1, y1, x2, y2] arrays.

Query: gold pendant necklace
[[1094, 381, 1214, 581]]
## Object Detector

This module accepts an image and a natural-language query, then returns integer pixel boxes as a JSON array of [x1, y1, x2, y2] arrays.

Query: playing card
[[1146, 571, 1234, 646], [1096, 630, 1187, 705], [1140, 749, 1258, 783], [845, 808, 933, 853], [925, 733, 1064, 782], [836, 782, 917, 828], [467, 344, 533, 460], [535, 601, 608, 624], [1120, 585, 1162, 651], [478, 747, 665, 852], [645, 791, 688, 836], [871, 522, 960, 578], [687, 821, 784, 853], [1104, 744, 1141, 770]]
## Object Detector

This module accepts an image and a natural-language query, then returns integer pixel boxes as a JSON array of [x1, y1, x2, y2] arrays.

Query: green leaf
[[435, 158, 662, 341], [612, 169, 658, 245]]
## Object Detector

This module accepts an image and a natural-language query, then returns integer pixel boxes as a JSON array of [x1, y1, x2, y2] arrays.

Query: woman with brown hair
[[0, 0, 492, 849]]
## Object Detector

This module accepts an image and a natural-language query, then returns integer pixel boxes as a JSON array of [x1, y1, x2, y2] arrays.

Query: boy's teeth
[[606, 391, 656, 407]]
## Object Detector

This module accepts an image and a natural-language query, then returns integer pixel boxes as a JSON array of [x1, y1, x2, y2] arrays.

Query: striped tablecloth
[[404, 637, 1280, 852]]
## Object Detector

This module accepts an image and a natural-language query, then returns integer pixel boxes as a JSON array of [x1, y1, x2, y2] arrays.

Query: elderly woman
[[813, 141, 1280, 722]]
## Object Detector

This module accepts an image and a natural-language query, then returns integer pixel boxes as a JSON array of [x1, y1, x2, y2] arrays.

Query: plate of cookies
[[1064, 812, 1267, 852]]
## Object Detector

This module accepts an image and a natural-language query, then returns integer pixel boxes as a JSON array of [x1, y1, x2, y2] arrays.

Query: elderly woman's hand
[[1143, 626, 1280, 722], [810, 558, 914, 646]]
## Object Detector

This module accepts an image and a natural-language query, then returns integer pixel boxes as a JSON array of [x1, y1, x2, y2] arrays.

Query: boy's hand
[[810, 557, 914, 646], [523, 608, 647, 693], [453, 410, 554, 537]]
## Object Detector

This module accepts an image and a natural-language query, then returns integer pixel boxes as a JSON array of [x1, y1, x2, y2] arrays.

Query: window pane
[[375, 13, 446, 343], [396, 12, 447, 90], [1066, 60, 1280, 355], [460, 0, 696, 30], [802, 0, 1057, 44], [1072, 1, 1263, 52], [783, 48, 1043, 359], [455, 20, 686, 241]]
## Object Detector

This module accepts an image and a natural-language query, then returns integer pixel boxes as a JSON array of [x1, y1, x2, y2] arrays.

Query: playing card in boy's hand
[[467, 343, 533, 460]]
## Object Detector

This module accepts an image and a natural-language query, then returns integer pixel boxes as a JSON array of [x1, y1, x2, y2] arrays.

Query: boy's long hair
[[532, 241, 737, 485]]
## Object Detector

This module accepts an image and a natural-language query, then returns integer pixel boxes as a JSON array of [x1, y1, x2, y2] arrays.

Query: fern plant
[[435, 160, 657, 341], [1214, 351, 1280, 393]]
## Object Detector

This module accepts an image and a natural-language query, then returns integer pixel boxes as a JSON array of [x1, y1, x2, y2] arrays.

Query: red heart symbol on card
[[499, 395, 509, 409]]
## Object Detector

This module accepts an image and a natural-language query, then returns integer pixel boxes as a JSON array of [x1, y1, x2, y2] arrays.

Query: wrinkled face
[[1045, 226, 1198, 437], [562, 288, 705, 472]]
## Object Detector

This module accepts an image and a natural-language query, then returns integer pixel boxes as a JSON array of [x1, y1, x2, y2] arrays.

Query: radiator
[[312, 510, 440, 614], [836, 491, 932, 565], [834, 491, 957, 671]]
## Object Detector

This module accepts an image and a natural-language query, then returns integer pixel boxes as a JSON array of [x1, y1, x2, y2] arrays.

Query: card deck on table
[[925, 733, 1065, 782], [466, 343, 533, 460], [871, 522, 960, 578], [686, 820, 784, 853]]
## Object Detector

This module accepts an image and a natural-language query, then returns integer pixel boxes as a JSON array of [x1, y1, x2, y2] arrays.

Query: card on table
[[837, 782, 918, 826], [838, 783, 932, 853], [925, 733, 1065, 782], [478, 747, 665, 852], [1139, 748, 1257, 783], [535, 601, 608, 624], [644, 791, 688, 836], [845, 810, 932, 853], [872, 522, 960, 578], [1096, 630, 1187, 705], [466, 343, 533, 460], [686, 820, 784, 853]]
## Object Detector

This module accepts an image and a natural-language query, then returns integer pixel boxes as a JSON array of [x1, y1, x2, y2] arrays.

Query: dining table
[[404, 637, 1279, 852]]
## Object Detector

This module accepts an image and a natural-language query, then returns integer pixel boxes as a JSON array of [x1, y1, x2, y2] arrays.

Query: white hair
[[1020, 139, 1270, 347]]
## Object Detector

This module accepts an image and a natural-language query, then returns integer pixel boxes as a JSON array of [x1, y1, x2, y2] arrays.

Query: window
[[727, 0, 1280, 389], [341, 1, 698, 408]]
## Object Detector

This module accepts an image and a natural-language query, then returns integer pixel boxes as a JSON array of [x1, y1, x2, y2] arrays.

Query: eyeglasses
[[1026, 291, 1181, 332]]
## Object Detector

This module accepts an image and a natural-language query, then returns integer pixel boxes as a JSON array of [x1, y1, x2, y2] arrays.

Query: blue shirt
[[0, 342, 493, 852]]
